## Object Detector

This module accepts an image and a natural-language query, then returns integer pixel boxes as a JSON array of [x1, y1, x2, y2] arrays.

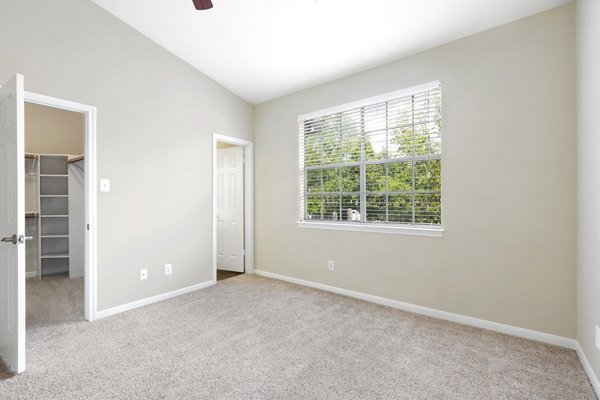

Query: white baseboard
[[95, 280, 216, 320], [26, 271, 37, 279], [575, 342, 600, 398], [254, 269, 576, 350]]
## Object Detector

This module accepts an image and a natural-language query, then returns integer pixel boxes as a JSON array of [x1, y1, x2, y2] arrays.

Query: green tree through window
[[301, 84, 442, 226]]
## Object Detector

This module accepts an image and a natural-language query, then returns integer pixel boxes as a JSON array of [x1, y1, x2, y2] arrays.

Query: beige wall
[[0, 0, 253, 310], [25, 102, 84, 155], [577, 0, 600, 382], [254, 5, 576, 337]]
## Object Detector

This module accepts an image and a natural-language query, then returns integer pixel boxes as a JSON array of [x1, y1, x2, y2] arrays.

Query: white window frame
[[296, 81, 445, 237]]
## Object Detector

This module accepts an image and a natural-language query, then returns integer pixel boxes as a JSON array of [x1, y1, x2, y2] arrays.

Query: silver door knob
[[17, 235, 33, 244], [1, 234, 17, 244], [1, 235, 32, 245]]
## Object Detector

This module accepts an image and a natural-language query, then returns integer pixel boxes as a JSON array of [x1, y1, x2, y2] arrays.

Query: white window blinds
[[299, 82, 442, 226]]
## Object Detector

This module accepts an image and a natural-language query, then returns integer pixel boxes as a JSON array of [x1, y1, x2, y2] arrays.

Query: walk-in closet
[[23, 103, 85, 281]]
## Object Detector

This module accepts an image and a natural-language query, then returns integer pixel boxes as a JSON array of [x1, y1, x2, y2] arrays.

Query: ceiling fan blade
[[192, 0, 213, 10]]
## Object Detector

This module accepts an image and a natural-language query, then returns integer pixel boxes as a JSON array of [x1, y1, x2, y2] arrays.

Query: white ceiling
[[92, 0, 571, 104]]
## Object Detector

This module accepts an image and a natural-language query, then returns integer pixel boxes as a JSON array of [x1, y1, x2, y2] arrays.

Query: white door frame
[[24, 91, 98, 322], [212, 134, 254, 281]]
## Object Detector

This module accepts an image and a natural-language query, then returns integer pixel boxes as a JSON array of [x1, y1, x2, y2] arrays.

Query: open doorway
[[216, 142, 244, 281], [24, 103, 86, 325], [24, 91, 97, 321], [212, 134, 254, 283]]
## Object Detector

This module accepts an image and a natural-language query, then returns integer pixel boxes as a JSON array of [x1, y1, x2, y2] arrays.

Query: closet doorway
[[24, 91, 97, 323], [212, 134, 254, 282], [24, 104, 86, 326]]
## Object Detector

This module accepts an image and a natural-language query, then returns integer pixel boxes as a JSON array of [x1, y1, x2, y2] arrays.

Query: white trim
[[575, 342, 600, 398], [297, 221, 444, 237], [212, 134, 255, 281], [298, 80, 440, 122], [25, 271, 37, 279], [24, 92, 92, 114], [254, 269, 576, 349], [24, 91, 98, 322], [95, 280, 216, 320]]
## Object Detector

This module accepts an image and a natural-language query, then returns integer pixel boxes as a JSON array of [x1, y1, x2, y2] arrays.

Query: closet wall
[[26, 103, 84, 154], [25, 103, 84, 277]]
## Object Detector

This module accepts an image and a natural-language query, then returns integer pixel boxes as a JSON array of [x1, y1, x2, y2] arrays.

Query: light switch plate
[[140, 269, 148, 280], [165, 264, 172, 276], [100, 179, 110, 192]]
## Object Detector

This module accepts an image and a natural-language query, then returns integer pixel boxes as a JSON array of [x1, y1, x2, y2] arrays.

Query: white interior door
[[216, 146, 244, 272], [0, 74, 26, 373]]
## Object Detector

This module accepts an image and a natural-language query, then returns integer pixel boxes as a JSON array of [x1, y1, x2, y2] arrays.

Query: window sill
[[296, 221, 445, 237]]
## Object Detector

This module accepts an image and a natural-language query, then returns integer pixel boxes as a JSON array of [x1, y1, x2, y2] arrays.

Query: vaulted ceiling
[[92, 0, 571, 104]]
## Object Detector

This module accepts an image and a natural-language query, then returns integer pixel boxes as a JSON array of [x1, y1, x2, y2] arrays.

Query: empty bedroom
[[0, 0, 598, 399]]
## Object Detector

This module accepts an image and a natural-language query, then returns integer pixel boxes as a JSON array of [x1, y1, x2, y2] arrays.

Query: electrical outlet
[[328, 260, 335, 271], [165, 264, 172, 276], [140, 269, 148, 280], [596, 325, 600, 350]]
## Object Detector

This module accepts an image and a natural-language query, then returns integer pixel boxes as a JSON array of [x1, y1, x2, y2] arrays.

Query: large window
[[299, 82, 442, 229]]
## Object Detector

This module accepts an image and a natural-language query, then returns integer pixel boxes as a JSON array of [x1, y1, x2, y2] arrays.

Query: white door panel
[[0, 74, 26, 373], [216, 146, 244, 272]]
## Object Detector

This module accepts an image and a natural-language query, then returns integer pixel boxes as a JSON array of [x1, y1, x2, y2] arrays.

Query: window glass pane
[[388, 195, 413, 224], [306, 195, 322, 220], [323, 196, 341, 221], [339, 111, 360, 163], [387, 98, 414, 131], [306, 169, 322, 194], [412, 122, 441, 156], [414, 194, 441, 225], [341, 166, 360, 192], [387, 162, 412, 193], [363, 103, 387, 132], [388, 126, 414, 158], [304, 132, 322, 166], [366, 195, 386, 223], [428, 122, 442, 154], [387, 97, 415, 158], [341, 194, 361, 221], [341, 131, 361, 164], [366, 164, 386, 192], [413, 125, 440, 156], [322, 168, 340, 193], [414, 160, 441, 192], [322, 131, 340, 165], [365, 130, 387, 161]]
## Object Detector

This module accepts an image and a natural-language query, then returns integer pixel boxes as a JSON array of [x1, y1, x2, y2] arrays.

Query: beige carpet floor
[[0, 274, 596, 399]]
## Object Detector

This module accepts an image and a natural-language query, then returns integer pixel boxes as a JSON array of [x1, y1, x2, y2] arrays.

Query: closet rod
[[67, 155, 84, 164], [25, 212, 39, 219], [25, 154, 38, 160]]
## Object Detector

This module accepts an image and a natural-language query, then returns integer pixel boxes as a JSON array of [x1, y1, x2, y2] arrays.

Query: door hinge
[[87, 224, 90, 230]]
